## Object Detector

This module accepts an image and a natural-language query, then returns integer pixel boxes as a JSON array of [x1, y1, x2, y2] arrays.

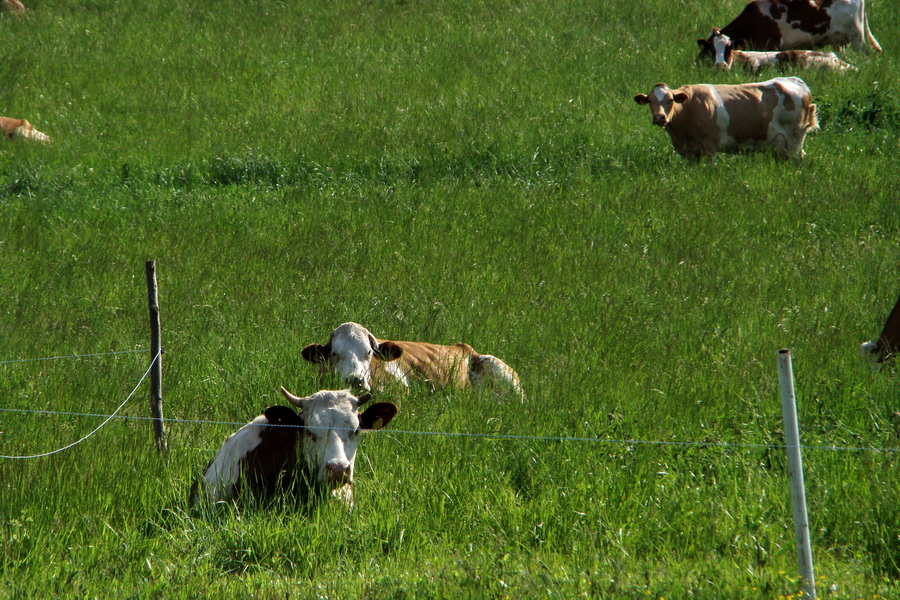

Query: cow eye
[[307, 432, 319, 443]]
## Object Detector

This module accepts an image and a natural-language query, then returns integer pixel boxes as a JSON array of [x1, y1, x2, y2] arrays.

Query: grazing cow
[[697, 0, 881, 58], [706, 29, 857, 71], [633, 77, 818, 160], [0, 117, 50, 143], [860, 295, 900, 363], [191, 388, 398, 506], [302, 322, 524, 398], [3, 0, 26, 14]]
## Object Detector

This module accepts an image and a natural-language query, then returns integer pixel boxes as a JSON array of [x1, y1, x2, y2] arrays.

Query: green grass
[[1, 0, 899, 597]]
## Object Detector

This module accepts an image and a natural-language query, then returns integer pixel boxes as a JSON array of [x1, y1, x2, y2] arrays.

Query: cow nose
[[652, 115, 667, 126], [325, 461, 352, 484], [715, 62, 728, 70]]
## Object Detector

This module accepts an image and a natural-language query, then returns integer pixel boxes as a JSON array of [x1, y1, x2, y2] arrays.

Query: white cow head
[[634, 84, 689, 127], [710, 30, 746, 69], [301, 322, 404, 392], [280, 386, 398, 497]]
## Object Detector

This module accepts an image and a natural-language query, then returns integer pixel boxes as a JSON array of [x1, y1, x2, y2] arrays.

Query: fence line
[[0, 349, 147, 366], [0, 350, 161, 459], [1, 402, 897, 455]]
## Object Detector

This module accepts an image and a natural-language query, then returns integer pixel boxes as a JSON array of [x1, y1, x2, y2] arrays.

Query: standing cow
[[860, 295, 900, 363], [191, 387, 398, 506], [301, 322, 524, 398], [633, 77, 818, 160], [697, 0, 881, 58]]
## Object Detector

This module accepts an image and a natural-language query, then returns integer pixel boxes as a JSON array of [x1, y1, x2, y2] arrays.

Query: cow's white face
[[280, 387, 398, 493], [634, 84, 689, 127], [713, 33, 735, 69], [302, 322, 404, 392]]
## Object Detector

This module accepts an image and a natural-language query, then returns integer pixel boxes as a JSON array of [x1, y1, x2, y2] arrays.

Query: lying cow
[[697, 0, 881, 58], [633, 77, 818, 160], [702, 29, 857, 71], [860, 294, 900, 363], [0, 117, 50, 143], [190, 387, 398, 506], [302, 322, 524, 398]]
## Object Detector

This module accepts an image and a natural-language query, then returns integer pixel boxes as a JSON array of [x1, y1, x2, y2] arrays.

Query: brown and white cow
[[860, 295, 900, 363], [697, 0, 881, 58], [0, 117, 50, 143], [707, 29, 857, 71], [633, 77, 818, 160], [301, 322, 524, 398], [191, 388, 398, 506]]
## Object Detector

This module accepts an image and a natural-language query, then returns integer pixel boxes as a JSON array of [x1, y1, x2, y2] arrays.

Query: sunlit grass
[[0, 0, 898, 597]]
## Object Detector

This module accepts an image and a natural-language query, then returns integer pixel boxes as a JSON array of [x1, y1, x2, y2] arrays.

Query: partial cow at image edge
[[696, 0, 881, 58], [861, 295, 900, 364], [0, 117, 50, 144]]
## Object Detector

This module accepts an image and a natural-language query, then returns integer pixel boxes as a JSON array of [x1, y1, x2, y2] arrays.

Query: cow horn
[[280, 386, 305, 408], [355, 392, 372, 408]]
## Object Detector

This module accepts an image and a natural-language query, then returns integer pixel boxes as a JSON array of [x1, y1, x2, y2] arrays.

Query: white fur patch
[[199, 416, 266, 501], [708, 86, 734, 149], [383, 359, 411, 387]]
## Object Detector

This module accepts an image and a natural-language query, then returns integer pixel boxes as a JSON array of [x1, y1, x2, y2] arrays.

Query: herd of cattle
[[633, 0, 883, 160], [2, 0, 894, 507], [191, 322, 524, 506]]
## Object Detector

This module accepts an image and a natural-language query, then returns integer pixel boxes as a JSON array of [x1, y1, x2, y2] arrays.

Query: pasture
[[1, 0, 898, 597]]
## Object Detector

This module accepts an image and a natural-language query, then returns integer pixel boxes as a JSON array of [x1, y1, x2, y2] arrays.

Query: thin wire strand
[[0, 350, 161, 459], [1, 402, 897, 454], [0, 349, 147, 365]]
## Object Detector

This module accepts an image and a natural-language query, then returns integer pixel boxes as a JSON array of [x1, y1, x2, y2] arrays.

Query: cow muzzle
[[324, 460, 352, 486], [652, 114, 667, 127]]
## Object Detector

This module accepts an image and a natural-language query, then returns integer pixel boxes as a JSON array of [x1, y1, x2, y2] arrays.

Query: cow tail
[[863, 4, 883, 53]]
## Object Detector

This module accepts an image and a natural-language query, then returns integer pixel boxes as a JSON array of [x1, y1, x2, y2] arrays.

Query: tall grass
[[1, 0, 898, 597]]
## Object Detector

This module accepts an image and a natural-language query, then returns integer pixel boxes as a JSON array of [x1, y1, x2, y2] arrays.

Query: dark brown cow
[[633, 77, 818, 160], [861, 295, 900, 363], [697, 0, 881, 59], [0, 117, 50, 143]]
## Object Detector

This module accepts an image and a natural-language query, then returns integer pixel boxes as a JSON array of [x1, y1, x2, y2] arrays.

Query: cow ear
[[633, 94, 650, 105], [355, 392, 372, 407], [359, 403, 398, 431], [301, 343, 328, 363], [697, 38, 710, 49], [264, 405, 301, 426], [672, 92, 689, 104], [374, 341, 403, 362]]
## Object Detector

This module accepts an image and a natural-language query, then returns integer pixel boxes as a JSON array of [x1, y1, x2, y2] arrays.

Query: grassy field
[[1, 0, 898, 597]]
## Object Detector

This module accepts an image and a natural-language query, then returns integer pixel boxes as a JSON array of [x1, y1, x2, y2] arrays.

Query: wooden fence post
[[146, 260, 168, 453]]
